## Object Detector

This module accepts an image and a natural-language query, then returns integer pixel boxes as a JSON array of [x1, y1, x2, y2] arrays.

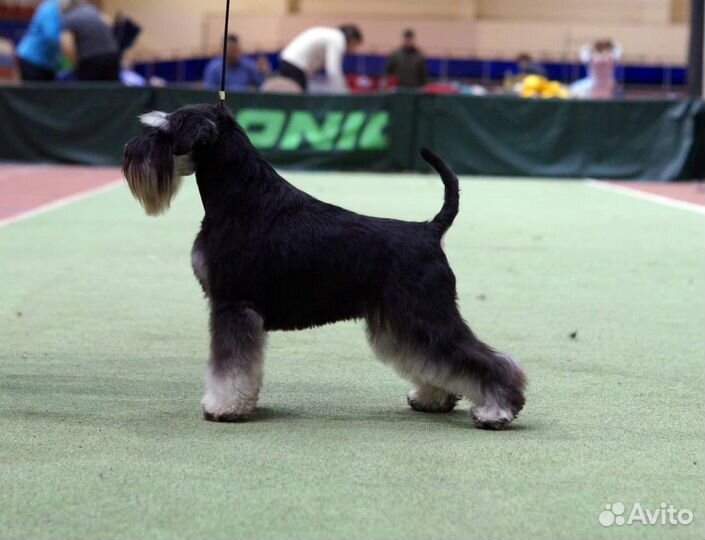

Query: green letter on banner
[[236, 109, 286, 149], [359, 111, 389, 150], [280, 111, 344, 151], [336, 111, 367, 150]]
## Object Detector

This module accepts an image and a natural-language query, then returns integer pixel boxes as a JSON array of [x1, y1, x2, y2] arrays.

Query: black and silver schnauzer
[[123, 103, 526, 429]]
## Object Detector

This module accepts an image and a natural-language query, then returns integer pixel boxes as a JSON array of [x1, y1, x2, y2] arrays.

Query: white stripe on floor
[[586, 180, 705, 215]]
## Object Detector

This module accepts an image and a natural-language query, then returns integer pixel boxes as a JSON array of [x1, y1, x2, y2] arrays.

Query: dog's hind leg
[[448, 344, 526, 430], [366, 318, 459, 414], [427, 336, 526, 430], [367, 310, 526, 429], [406, 382, 459, 413], [202, 303, 265, 422]]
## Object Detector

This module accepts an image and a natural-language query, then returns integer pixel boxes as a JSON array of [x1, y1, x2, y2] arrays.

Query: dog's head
[[123, 104, 225, 216]]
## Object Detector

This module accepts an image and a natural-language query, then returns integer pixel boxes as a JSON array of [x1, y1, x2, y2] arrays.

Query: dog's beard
[[123, 135, 194, 216], [125, 161, 183, 216]]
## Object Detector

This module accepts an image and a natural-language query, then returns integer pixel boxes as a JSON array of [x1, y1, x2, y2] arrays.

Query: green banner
[[1, 85, 702, 180], [415, 95, 705, 180], [153, 88, 416, 171], [0, 84, 151, 165]]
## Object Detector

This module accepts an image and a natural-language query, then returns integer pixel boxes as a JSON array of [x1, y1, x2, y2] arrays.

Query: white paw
[[406, 387, 458, 413], [470, 402, 514, 430], [202, 368, 260, 421], [202, 392, 256, 421]]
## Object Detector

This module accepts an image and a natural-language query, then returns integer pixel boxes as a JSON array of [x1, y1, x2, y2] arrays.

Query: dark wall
[[1, 85, 703, 180]]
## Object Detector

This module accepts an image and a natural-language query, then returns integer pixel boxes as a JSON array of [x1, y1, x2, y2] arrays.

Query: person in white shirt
[[571, 39, 622, 99], [279, 24, 363, 93]]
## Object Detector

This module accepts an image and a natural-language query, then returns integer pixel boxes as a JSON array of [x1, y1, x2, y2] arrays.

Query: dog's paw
[[202, 408, 253, 422], [407, 388, 459, 413], [201, 393, 257, 422], [470, 404, 515, 430]]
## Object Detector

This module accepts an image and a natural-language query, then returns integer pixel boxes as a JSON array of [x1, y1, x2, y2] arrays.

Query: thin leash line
[[219, 0, 232, 104]]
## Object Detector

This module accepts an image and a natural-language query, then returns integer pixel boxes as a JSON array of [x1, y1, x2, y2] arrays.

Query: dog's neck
[[195, 176, 208, 214], [193, 120, 303, 217], [194, 147, 286, 217]]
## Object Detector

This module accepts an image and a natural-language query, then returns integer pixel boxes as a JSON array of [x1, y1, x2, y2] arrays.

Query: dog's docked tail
[[421, 148, 459, 235]]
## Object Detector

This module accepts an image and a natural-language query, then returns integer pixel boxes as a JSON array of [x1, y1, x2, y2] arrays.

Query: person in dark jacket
[[60, 0, 119, 81], [112, 12, 141, 60], [203, 34, 266, 91], [385, 29, 428, 89]]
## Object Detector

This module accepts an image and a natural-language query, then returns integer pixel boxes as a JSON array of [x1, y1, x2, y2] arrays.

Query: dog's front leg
[[202, 303, 265, 422], [191, 241, 209, 296]]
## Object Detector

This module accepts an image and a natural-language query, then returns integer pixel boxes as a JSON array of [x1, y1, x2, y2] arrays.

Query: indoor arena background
[[1, 2, 704, 540]]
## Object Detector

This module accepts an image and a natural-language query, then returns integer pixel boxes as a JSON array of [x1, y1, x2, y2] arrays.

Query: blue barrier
[[0, 19, 29, 43], [136, 52, 687, 88]]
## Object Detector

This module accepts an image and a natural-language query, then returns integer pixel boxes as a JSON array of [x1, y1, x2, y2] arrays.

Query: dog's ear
[[169, 111, 219, 156], [139, 111, 169, 129], [140, 110, 218, 156]]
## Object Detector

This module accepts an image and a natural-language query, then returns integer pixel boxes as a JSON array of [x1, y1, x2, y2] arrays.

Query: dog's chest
[[191, 239, 209, 294]]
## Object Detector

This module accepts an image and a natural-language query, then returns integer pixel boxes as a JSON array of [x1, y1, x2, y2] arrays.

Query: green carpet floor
[[1, 174, 703, 540]]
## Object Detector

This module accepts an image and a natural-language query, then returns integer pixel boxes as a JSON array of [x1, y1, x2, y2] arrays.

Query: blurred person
[[279, 24, 363, 92], [60, 0, 120, 81], [16, 0, 70, 81], [260, 76, 303, 94], [112, 12, 141, 60], [203, 34, 267, 91], [0, 38, 17, 81], [385, 29, 428, 89], [571, 39, 622, 99], [515, 53, 546, 77]]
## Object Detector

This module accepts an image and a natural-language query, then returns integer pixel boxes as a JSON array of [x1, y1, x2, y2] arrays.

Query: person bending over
[[279, 24, 362, 92], [60, 0, 119, 81]]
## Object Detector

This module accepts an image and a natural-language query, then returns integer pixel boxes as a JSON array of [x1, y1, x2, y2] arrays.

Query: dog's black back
[[136, 104, 459, 332]]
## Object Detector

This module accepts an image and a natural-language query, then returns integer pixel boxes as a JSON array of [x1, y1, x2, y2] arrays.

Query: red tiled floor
[[608, 181, 705, 207], [0, 165, 121, 220]]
